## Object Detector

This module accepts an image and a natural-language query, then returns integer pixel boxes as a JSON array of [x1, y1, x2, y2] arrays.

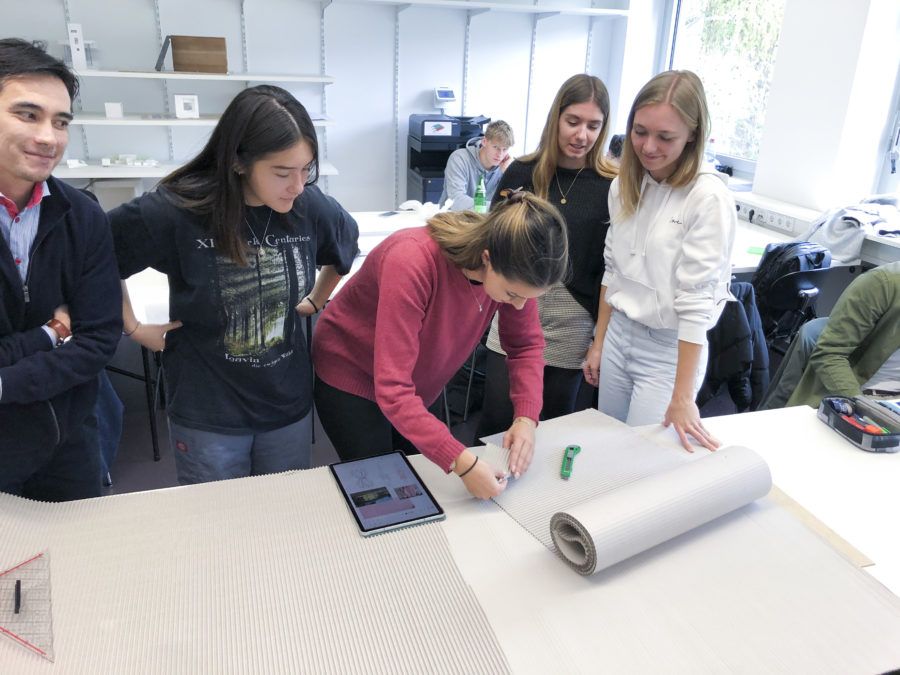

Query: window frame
[[665, 0, 782, 180]]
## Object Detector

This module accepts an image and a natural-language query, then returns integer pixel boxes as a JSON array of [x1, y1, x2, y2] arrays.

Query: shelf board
[[54, 159, 338, 180], [71, 113, 333, 127], [330, 0, 628, 17], [74, 69, 334, 84]]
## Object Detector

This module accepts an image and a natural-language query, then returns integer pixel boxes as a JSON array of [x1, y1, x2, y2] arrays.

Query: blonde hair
[[617, 70, 711, 219], [484, 120, 514, 148], [427, 192, 569, 289], [520, 74, 617, 199]]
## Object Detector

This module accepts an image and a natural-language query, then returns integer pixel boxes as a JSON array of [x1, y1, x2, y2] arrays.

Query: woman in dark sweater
[[477, 74, 617, 438], [110, 86, 359, 485]]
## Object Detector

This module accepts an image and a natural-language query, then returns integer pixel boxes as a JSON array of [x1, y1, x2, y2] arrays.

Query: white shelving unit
[[331, 0, 628, 18], [54, 159, 339, 180], [70, 113, 333, 127], [69, 67, 339, 181], [75, 68, 334, 83]]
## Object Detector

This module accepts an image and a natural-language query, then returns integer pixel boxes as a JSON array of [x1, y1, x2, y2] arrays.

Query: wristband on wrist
[[45, 318, 71, 346], [304, 296, 320, 313], [458, 455, 479, 478], [123, 321, 141, 337], [513, 416, 536, 428]]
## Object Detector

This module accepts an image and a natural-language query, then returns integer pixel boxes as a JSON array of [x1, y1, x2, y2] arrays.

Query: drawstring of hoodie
[[630, 173, 673, 257]]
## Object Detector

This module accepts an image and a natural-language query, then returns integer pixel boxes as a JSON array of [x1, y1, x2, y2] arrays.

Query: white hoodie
[[602, 167, 736, 344]]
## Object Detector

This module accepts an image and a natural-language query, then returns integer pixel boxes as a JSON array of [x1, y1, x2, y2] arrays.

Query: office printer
[[407, 114, 489, 204]]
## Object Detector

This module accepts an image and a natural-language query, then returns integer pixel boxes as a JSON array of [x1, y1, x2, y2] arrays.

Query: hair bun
[[499, 188, 527, 205]]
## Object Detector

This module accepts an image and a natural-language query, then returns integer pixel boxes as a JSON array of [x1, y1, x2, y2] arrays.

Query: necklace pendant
[[257, 247, 265, 259], [560, 197, 567, 205]]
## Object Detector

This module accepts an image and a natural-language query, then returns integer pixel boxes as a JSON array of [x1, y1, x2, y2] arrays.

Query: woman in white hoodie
[[583, 70, 736, 452]]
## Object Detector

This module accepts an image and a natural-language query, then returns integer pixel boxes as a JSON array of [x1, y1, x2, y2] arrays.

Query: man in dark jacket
[[0, 38, 122, 500]]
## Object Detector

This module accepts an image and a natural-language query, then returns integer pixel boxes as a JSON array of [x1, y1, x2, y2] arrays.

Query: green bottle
[[473, 176, 487, 214]]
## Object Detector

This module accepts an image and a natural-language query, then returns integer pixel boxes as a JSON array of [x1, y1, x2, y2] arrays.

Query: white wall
[[754, 0, 900, 209], [5, 0, 640, 211], [325, 3, 396, 209]]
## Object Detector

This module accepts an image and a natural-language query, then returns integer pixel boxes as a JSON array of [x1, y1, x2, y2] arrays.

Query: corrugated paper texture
[[0, 469, 510, 673], [482, 409, 697, 548], [548, 445, 772, 575], [471, 410, 900, 672]]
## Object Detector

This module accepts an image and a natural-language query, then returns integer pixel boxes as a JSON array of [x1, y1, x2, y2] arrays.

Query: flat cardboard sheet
[[0, 469, 509, 674], [464, 410, 900, 672]]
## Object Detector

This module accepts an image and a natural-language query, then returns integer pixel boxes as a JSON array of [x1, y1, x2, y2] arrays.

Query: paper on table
[[477, 410, 772, 576], [549, 445, 771, 575]]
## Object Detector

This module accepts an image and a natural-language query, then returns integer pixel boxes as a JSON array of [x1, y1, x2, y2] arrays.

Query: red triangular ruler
[[0, 551, 54, 661]]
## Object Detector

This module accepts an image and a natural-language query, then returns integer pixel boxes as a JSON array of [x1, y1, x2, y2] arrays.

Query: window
[[669, 0, 785, 166]]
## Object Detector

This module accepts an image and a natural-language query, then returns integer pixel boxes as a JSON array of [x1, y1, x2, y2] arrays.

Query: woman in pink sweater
[[313, 193, 568, 499]]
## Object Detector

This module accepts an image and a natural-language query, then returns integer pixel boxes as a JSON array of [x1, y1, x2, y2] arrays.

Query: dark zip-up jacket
[[696, 281, 769, 412], [0, 177, 122, 457]]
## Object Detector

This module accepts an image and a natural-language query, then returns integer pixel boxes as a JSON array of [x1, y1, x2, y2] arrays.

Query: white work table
[[3, 409, 900, 672], [652, 404, 900, 596], [731, 219, 792, 274]]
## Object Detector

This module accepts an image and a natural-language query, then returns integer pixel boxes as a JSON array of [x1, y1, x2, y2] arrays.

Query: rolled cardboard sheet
[[550, 446, 772, 575]]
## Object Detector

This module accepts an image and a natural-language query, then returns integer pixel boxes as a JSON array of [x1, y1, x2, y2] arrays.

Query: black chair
[[758, 267, 832, 355]]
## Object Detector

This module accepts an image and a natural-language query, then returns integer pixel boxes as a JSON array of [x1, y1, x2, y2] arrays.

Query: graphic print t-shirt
[[111, 186, 359, 433]]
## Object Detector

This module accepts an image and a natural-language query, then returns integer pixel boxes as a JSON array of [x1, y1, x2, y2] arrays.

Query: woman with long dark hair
[[313, 193, 568, 499], [111, 85, 358, 484], [477, 74, 617, 439]]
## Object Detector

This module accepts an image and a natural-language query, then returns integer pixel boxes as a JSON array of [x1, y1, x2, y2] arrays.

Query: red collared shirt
[[0, 181, 51, 283]]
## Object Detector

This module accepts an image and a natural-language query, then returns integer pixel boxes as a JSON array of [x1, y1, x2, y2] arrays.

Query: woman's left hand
[[663, 396, 720, 452], [503, 417, 536, 478]]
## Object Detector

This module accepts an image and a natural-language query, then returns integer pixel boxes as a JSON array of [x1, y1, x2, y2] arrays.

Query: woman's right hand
[[582, 340, 603, 386], [127, 320, 183, 352], [455, 450, 508, 500]]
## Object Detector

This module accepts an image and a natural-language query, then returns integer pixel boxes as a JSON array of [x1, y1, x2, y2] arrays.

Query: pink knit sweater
[[312, 227, 544, 470]]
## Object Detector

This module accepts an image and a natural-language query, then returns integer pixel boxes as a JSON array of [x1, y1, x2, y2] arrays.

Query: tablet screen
[[329, 452, 446, 536]]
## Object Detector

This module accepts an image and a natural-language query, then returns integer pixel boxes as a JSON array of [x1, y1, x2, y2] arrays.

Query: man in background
[[0, 38, 121, 500], [439, 120, 514, 211]]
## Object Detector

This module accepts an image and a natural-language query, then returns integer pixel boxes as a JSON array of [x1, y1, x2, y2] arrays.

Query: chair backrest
[[751, 241, 832, 306], [758, 267, 833, 351], [764, 268, 832, 313]]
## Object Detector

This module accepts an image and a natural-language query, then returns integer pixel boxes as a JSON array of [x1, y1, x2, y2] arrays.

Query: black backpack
[[751, 241, 832, 342], [751, 242, 832, 300]]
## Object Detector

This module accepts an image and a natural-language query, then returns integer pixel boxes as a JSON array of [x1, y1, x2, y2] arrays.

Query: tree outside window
[[670, 0, 785, 163]]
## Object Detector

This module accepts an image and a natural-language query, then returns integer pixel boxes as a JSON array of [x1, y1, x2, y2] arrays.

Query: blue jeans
[[597, 311, 707, 426], [168, 416, 312, 485]]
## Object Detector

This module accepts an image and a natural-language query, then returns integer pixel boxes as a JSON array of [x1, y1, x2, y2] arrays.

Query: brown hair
[[520, 74, 617, 198], [427, 192, 569, 289]]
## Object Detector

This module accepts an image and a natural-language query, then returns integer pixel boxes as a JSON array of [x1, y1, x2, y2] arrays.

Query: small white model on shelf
[[99, 156, 161, 168], [65, 159, 88, 168], [104, 102, 124, 119], [173, 94, 200, 119]]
